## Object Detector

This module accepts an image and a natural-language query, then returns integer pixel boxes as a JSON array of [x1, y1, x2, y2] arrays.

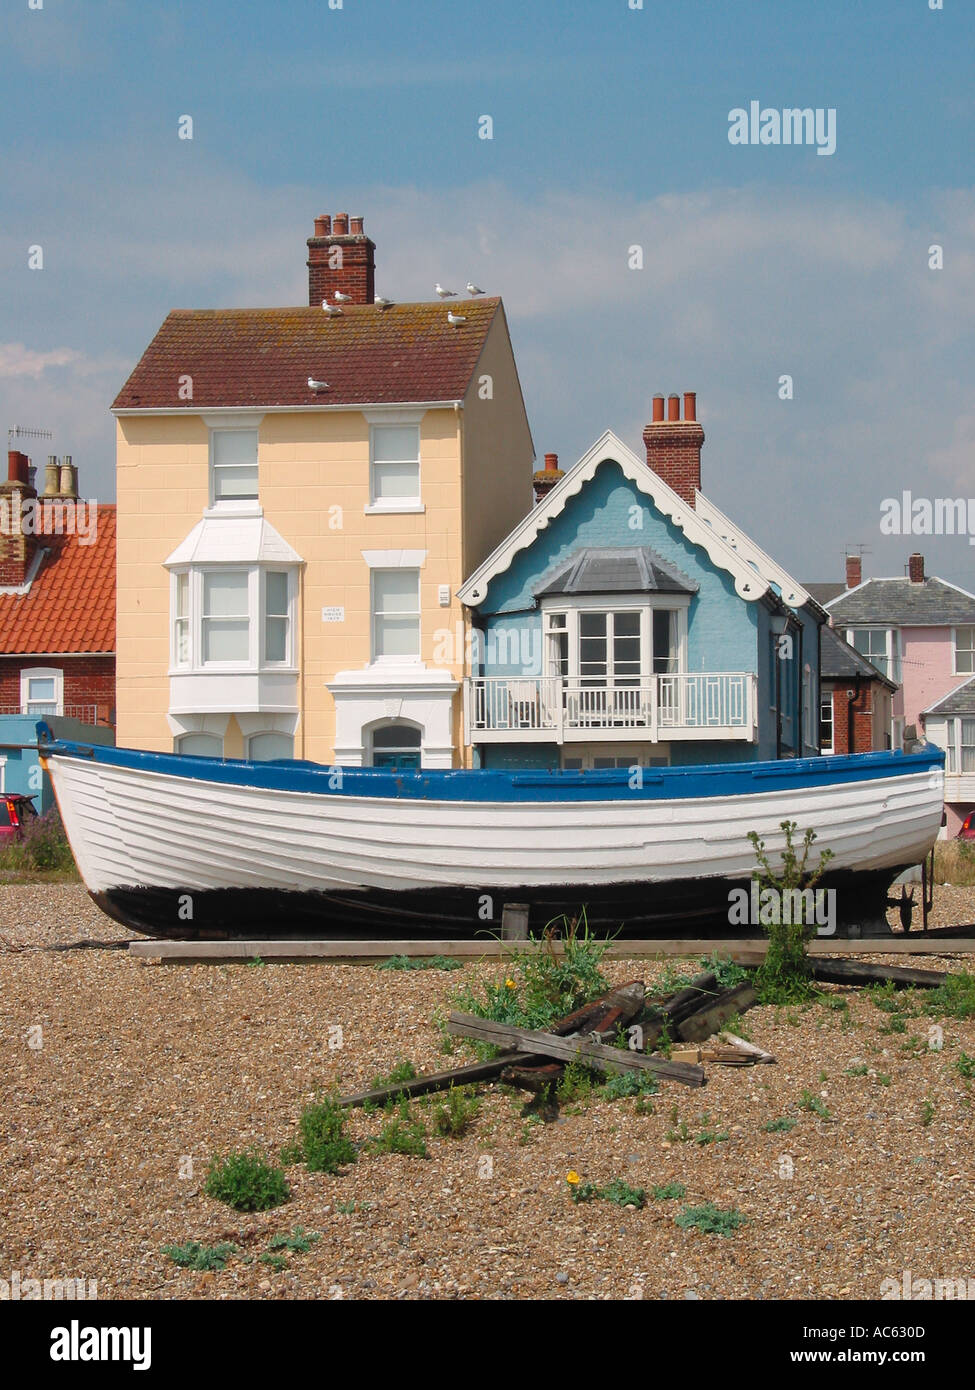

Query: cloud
[[0, 344, 83, 379]]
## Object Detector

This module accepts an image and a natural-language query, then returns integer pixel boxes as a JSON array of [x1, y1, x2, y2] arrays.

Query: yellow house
[[112, 214, 534, 768]]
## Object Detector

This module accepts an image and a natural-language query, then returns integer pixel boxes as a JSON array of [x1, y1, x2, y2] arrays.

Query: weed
[[260, 1253, 288, 1271], [556, 1061, 597, 1105], [363, 1060, 418, 1112], [599, 1071, 659, 1101], [295, 1095, 356, 1174], [844, 1064, 869, 1077], [955, 1052, 975, 1079], [634, 1096, 657, 1116], [722, 1013, 752, 1042], [161, 1241, 237, 1271], [204, 1150, 289, 1212], [818, 1070, 828, 1083], [880, 1014, 908, 1035], [267, 1226, 320, 1254], [651, 1181, 686, 1201], [567, 1174, 645, 1208], [431, 1086, 481, 1138], [675, 1203, 748, 1237], [762, 1116, 796, 1133], [920, 973, 975, 1021], [376, 954, 461, 971], [748, 821, 834, 1004], [0, 805, 76, 875], [694, 1117, 730, 1146], [798, 1090, 831, 1119], [247, 956, 265, 968], [701, 952, 749, 989], [919, 1098, 935, 1127], [665, 1118, 692, 1143], [875, 1072, 892, 1086], [368, 1098, 428, 1159], [900, 1035, 927, 1056], [657, 962, 696, 995]]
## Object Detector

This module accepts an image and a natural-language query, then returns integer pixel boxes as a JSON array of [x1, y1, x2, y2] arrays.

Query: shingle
[[112, 300, 501, 410], [820, 624, 895, 687], [0, 507, 115, 653], [924, 676, 975, 716], [827, 577, 975, 626]]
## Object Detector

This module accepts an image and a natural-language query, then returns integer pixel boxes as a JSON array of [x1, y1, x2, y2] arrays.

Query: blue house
[[458, 394, 825, 771]]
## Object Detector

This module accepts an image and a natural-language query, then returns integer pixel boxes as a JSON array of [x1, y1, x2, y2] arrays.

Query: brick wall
[[306, 214, 376, 306], [0, 655, 115, 725], [829, 685, 875, 754]]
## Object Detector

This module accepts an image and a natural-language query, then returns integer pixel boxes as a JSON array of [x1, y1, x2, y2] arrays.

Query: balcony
[[464, 673, 757, 744], [0, 704, 100, 724]]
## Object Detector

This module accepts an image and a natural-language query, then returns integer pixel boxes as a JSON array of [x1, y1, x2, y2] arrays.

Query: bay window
[[171, 567, 295, 672], [541, 602, 686, 684]]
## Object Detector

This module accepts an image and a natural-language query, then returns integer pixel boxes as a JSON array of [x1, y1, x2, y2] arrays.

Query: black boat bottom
[[92, 866, 905, 941]]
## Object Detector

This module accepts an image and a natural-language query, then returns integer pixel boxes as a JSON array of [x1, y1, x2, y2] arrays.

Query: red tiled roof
[[112, 300, 502, 410], [0, 506, 116, 654]]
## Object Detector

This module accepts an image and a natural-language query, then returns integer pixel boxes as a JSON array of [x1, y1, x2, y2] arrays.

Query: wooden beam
[[446, 1012, 706, 1087], [809, 958, 949, 990], [675, 981, 759, 1043]]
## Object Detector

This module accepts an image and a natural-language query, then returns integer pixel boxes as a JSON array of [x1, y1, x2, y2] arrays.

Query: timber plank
[[675, 981, 759, 1043], [809, 958, 949, 990]]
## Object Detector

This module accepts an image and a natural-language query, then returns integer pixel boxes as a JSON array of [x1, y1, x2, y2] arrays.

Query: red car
[[958, 810, 975, 841], [0, 794, 38, 844]]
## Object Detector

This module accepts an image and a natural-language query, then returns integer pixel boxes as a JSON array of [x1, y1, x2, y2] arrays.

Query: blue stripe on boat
[[37, 724, 944, 803]]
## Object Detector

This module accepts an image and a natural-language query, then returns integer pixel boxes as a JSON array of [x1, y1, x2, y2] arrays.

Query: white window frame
[[953, 626, 975, 676], [846, 627, 901, 684], [175, 732, 225, 758], [207, 423, 260, 512], [539, 596, 689, 683], [367, 423, 423, 513], [20, 666, 64, 717], [246, 730, 295, 762], [944, 717, 975, 773], [169, 566, 297, 674], [371, 568, 422, 664], [820, 691, 834, 752]]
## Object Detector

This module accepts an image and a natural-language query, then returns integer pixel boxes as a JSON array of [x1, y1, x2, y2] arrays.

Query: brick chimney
[[642, 391, 704, 507], [845, 554, 862, 589], [532, 452, 564, 504], [908, 552, 925, 584], [0, 451, 38, 587], [307, 212, 376, 306]]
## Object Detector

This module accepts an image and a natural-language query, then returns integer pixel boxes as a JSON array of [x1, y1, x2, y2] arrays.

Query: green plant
[[567, 1175, 644, 1208], [844, 1064, 869, 1077], [161, 1240, 237, 1271], [721, 1013, 752, 1042], [900, 1035, 927, 1055], [204, 1149, 290, 1212], [556, 1060, 596, 1105], [798, 1089, 831, 1119], [376, 954, 461, 971], [651, 1181, 686, 1201], [369, 1098, 428, 1158], [431, 1086, 481, 1138], [267, 1226, 320, 1254], [363, 1060, 418, 1112], [920, 972, 975, 1021], [694, 1117, 730, 1146], [701, 952, 749, 989], [0, 805, 77, 875], [747, 821, 834, 1004], [675, 1203, 748, 1237], [657, 962, 696, 995], [260, 1253, 288, 1271], [762, 1116, 797, 1133], [879, 1014, 908, 1035], [599, 1071, 659, 1101], [919, 1098, 935, 1127], [955, 1052, 975, 1079], [295, 1095, 356, 1173], [334, 1200, 371, 1214], [875, 1072, 892, 1086], [247, 956, 265, 968]]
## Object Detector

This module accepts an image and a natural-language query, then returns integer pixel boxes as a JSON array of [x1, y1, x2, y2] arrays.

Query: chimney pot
[[44, 456, 60, 497], [683, 391, 696, 422], [349, 215, 364, 235], [651, 395, 665, 423], [314, 215, 330, 237], [59, 455, 78, 499], [908, 552, 925, 584], [845, 554, 862, 589], [643, 393, 705, 508], [543, 452, 559, 470], [667, 394, 680, 422], [332, 212, 349, 235]]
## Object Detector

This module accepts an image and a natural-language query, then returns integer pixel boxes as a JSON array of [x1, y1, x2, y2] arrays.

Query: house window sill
[[364, 502, 425, 516]]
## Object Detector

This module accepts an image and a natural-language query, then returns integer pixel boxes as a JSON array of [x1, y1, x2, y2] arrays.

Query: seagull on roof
[[307, 378, 330, 391], [374, 295, 394, 309], [321, 298, 343, 316], [435, 283, 457, 298], [466, 282, 484, 296], [447, 311, 467, 326], [333, 290, 352, 303]]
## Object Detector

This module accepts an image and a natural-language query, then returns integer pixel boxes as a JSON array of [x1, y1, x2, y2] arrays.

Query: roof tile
[[0, 506, 116, 654]]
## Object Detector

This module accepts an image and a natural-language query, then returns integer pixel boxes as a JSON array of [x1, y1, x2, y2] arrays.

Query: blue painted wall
[[0, 716, 114, 813]]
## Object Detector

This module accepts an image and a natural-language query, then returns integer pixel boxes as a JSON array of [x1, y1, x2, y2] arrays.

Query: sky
[[2, 0, 974, 587]]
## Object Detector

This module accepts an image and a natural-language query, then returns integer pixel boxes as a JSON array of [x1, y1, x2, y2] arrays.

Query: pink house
[[825, 552, 975, 835]]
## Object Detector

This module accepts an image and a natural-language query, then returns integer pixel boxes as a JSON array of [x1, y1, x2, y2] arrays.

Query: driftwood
[[674, 981, 758, 1043], [810, 959, 948, 990], [670, 1044, 756, 1067], [447, 1012, 706, 1087], [719, 1031, 776, 1064], [339, 980, 645, 1109]]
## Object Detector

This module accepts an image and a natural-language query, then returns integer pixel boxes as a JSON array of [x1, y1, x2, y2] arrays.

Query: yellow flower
[[566, 1170, 581, 1185], [505, 978, 516, 989]]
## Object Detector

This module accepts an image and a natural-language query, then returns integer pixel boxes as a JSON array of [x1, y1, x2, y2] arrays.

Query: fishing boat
[[38, 725, 944, 940]]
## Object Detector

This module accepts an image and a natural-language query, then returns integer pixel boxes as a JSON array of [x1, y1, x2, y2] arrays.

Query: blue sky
[[2, 0, 973, 585]]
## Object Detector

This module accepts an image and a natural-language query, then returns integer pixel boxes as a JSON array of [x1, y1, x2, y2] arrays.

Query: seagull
[[447, 311, 467, 326], [435, 283, 457, 298], [466, 282, 484, 296], [321, 299, 343, 317], [333, 290, 352, 303], [307, 378, 330, 391], [374, 295, 394, 309]]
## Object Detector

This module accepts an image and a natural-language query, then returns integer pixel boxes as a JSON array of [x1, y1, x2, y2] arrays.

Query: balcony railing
[[464, 673, 757, 743], [0, 704, 100, 724]]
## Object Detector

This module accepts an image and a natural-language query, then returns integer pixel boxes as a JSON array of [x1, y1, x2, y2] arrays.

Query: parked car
[[0, 794, 38, 844], [958, 810, 975, 841]]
